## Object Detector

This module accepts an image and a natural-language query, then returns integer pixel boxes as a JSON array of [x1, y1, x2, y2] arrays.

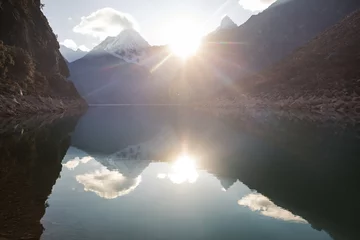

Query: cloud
[[60, 39, 78, 51], [68, 17, 73, 21], [63, 159, 80, 170], [63, 156, 94, 170], [238, 0, 276, 11], [60, 39, 90, 52], [78, 45, 90, 52], [73, 8, 139, 40], [76, 168, 141, 199], [238, 193, 307, 223]]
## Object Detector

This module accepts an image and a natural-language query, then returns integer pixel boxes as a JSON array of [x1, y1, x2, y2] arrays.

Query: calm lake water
[[1, 107, 359, 240]]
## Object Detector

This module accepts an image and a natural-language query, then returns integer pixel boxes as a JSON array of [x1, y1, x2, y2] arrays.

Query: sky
[[42, 0, 276, 51]]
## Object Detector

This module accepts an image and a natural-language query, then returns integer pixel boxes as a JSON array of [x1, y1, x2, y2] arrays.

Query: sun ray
[[150, 52, 173, 73]]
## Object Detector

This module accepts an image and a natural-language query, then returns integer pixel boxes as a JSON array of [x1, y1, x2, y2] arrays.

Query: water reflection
[[63, 156, 93, 170], [238, 193, 307, 223], [2, 107, 359, 240], [76, 168, 141, 199], [62, 146, 147, 199], [0, 115, 80, 240], [158, 154, 199, 184], [64, 107, 360, 240]]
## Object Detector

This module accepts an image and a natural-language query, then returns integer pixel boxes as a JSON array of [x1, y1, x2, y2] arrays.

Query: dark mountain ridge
[[214, 9, 360, 116], [206, 0, 360, 75], [0, 0, 85, 116]]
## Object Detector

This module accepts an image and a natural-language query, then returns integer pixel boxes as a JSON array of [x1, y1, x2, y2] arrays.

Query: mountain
[[243, 9, 360, 114], [205, 0, 360, 74], [218, 177, 237, 190], [69, 30, 173, 104], [172, 0, 360, 103], [92, 29, 150, 63], [0, 0, 85, 115], [69, 53, 163, 104], [60, 45, 88, 62], [216, 16, 237, 31]]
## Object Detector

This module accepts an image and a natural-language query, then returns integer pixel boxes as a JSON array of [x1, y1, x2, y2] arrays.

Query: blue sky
[[42, 0, 276, 51]]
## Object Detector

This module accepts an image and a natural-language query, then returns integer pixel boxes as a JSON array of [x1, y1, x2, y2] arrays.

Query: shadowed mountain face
[[0, 115, 80, 240], [68, 29, 172, 104], [242, 9, 360, 113], [205, 0, 360, 75], [70, 107, 360, 240], [165, 0, 360, 104], [69, 52, 170, 104]]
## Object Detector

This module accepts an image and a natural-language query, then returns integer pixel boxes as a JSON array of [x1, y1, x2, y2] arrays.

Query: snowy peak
[[218, 16, 237, 30], [92, 29, 150, 63], [95, 29, 150, 51]]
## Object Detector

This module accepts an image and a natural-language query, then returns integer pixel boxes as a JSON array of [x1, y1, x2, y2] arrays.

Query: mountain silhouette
[[239, 9, 360, 114], [205, 0, 360, 76], [60, 45, 88, 62]]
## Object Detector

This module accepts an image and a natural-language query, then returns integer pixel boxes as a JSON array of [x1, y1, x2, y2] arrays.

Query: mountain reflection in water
[[0, 107, 359, 240]]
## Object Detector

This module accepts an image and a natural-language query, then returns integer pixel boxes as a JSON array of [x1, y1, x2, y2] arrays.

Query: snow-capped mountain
[[92, 29, 150, 63], [217, 16, 237, 31], [92, 127, 178, 178]]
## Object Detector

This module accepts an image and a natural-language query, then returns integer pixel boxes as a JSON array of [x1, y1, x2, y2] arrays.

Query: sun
[[166, 18, 203, 59], [170, 38, 201, 59]]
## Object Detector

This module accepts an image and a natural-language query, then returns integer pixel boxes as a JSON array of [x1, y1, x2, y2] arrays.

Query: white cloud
[[68, 17, 73, 21], [63, 159, 80, 170], [76, 168, 141, 199], [238, 193, 307, 223], [60, 39, 78, 51], [60, 39, 90, 52], [78, 45, 90, 52], [239, 0, 276, 11], [63, 156, 94, 170], [73, 8, 139, 40]]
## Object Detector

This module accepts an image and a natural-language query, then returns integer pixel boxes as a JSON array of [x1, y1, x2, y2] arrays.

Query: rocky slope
[[219, 9, 360, 117], [0, 0, 85, 116], [205, 0, 360, 75], [171, 0, 360, 104]]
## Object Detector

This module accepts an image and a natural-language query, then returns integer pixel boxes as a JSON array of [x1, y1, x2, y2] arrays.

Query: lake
[[1, 107, 359, 240]]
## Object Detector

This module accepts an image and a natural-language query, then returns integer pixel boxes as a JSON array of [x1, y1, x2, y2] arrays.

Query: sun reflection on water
[[158, 154, 199, 184]]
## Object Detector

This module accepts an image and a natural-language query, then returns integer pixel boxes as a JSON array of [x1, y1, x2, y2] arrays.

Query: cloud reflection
[[238, 193, 307, 223], [63, 156, 94, 170], [76, 168, 141, 199]]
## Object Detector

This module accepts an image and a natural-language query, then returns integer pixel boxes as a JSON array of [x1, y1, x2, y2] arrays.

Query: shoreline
[[197, 95, 360, 119], [0, 95, 87, 117]]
